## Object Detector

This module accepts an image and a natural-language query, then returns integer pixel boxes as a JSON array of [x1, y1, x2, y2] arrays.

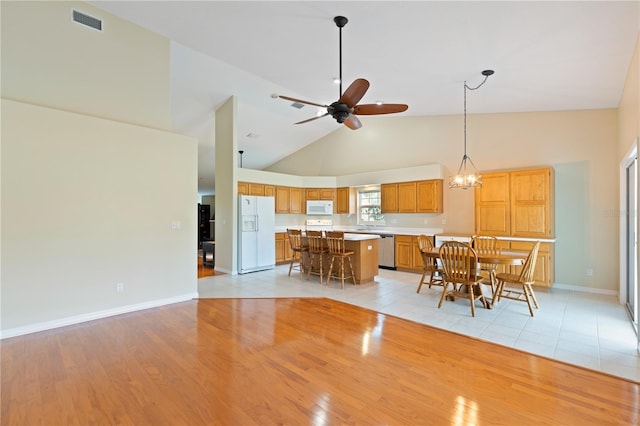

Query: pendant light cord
[[463, 73, 491, 158]]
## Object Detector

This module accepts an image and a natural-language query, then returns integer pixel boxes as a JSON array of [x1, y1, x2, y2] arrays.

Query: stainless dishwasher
[[377, 234, 396, 269]]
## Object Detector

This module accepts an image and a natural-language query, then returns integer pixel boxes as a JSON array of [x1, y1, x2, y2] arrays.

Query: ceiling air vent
[[72, 9, 102, 31]]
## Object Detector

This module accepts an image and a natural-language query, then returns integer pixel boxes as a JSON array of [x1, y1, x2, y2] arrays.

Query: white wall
[[1, 100, 198, 336]]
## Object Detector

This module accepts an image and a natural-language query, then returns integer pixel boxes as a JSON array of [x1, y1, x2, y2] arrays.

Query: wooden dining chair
[[325, 231, 356, 288], [471, 235, 500, 297], [416, 234, 444, 293], [286, 229, 308, 279], [305, 230, 327, 282], [493, 241, 541, 316], [438, 241, 488, 317]]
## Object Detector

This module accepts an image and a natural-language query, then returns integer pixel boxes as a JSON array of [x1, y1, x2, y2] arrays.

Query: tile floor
[[198, 265, 640, 383]]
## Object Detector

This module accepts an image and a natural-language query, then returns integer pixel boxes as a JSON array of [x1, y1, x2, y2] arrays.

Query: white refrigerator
[[238, 195, 276, 274]]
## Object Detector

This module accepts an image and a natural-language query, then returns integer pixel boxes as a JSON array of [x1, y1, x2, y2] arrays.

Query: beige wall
[[0, 2, 196, 336], [1, 1, 171, 130], [267, 109, 619, 291], [1, 100, 198, 334], [618, 35, 639, 159]]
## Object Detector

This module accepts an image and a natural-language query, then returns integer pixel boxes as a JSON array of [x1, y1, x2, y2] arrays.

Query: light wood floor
[[1, 298, 638, 425], [197, 253, 222, 278]]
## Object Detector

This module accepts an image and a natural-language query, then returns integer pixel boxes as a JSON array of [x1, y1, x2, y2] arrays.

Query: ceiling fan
[[278, 16, 408, 130]]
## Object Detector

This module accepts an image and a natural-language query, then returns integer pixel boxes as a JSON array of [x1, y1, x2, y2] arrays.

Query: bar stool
[[286, 229, 308, 278], [305, 230, 327, 282], [325, 231, 356, 288]]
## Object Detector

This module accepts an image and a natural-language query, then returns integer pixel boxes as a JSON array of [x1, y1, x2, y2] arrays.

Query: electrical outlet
[[423, 218, 429, 224], [116, 282, 124, 293], [586, 268, 593, 276], [171, 220, 181, 230], [442, 218, 447, 225]]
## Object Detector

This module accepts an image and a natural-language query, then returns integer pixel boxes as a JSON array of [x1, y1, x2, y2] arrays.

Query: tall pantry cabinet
[[474, 167, 555, 287]]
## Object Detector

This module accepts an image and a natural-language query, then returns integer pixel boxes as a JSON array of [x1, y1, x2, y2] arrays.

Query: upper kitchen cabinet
[[510, 168, 554, 237], [237, 181, 249, 195], [289, 187, 304, 214], [336, 187, 356, 214], [264, 185, 275, 197], [381, 183, 398, 213], [275, 186, 290, 213], [382, 179, 444, 214], [475, 167, 554, 238], [416, 180, 443, 213], [398, 182, 417, 213], [475, 172, 511, 236], [305, 188, 335, 201]]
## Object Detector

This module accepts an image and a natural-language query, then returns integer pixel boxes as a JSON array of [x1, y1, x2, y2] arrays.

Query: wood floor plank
[[1, 298, 638, 425]]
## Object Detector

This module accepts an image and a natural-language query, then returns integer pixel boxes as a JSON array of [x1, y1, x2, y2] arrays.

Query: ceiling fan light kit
[[277, 16, 408, 130], [449, 69, 495, 190]]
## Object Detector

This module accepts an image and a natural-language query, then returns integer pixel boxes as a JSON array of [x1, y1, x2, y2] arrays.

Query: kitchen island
[[304, 233, 379, 285]]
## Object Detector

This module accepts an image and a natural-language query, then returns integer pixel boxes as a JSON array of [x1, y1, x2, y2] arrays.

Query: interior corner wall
[[1, 99, 198, 335], [214, 96, 238, 274], [1, 1, 171, 130]]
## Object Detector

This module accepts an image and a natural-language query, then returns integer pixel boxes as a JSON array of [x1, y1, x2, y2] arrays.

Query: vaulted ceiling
[[91, 1, 639, 194]]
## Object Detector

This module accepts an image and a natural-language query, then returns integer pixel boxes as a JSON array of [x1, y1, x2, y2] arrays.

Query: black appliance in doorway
[[198, 204, 210, 246]]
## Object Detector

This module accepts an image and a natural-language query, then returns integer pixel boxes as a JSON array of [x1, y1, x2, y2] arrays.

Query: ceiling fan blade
[[343, 115, 362, 130], [353, 103, 409, 115], [278, 95, 328, 108], [294, 113, 329, 125], [339, 78, 370, 108]]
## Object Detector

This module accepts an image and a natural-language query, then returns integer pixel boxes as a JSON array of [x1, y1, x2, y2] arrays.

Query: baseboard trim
[[552, 282, 618, 296], [0, 293, 198, 339]]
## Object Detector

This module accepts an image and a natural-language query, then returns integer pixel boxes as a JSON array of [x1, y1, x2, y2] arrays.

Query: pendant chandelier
[[449, 69, 494, 189]]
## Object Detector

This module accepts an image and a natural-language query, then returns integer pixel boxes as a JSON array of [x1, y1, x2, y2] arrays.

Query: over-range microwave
[[306, 200, 333, 216]]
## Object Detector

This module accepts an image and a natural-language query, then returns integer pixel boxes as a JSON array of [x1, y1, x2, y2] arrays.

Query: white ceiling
[[90, 1, 639, 194]]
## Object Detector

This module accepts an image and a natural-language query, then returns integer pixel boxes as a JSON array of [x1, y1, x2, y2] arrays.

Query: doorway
[[622, 142, 638, 334]]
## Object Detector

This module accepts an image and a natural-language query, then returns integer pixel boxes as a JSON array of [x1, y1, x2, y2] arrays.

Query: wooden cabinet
[[336, 187, 356, 214], [381, 183, 398, 213], [275, 232, 293, 264], [510, 168, 553, 238], [417, 180, 443, 213], [248, 183, 265, 196], [382, 180, 444, 214], [398, 182, 417, 213], [395, 235, 423, 272], [275, 186, 290, 213], [475, 167, 553, 238], [239, 181, 274, 197], [306, 188, 335, 201], [475, 172, 510, 236], [509, 240, 554, 288], [289, 187, 303, 214]]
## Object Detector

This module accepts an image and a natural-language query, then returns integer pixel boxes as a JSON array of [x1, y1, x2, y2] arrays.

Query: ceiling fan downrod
[[334, 16, 348, 98]]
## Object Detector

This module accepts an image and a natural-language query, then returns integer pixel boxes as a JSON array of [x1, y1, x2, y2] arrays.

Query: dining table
[[422, 246, 529, 308]]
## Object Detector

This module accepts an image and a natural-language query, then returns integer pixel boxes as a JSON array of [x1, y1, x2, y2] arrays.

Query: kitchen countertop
[[274, 226, 443, 236]]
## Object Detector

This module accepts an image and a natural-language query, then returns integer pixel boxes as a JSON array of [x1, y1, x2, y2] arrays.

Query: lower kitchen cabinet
[[395, 235, 425, 272], [508, 240, 554, 288], [275, 233, 293, 264]]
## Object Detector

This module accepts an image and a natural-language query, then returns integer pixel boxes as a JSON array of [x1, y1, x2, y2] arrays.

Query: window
[[358, 189, 384, 224]]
